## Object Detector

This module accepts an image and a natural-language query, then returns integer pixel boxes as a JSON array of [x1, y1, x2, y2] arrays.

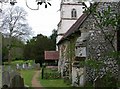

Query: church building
[[56, 0, 84, 44], [56, 0, 120, 87]]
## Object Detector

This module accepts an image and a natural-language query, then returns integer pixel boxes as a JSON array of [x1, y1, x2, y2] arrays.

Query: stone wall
[[81, 2, 119, 86], [58, 2, 120, 87], [74, 2, 119, 86]]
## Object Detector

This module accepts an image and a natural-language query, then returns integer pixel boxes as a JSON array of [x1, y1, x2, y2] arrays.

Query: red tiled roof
[[44, 51, 59, 60]]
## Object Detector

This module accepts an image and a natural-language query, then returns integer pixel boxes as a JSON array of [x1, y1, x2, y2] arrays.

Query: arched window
[[71, 8, 77, 18]]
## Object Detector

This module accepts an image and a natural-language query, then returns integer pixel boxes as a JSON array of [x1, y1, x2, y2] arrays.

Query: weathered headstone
[[24, 63, 27, 69], [22, 63, 25, 69], [10, 75, 24, 87], [10, 70, 20, 81], [2, 66, 4, 71], [22, 63, 27, 69], [19, 64, 22, 70], [26, 62, 28, 69], [16, 64, 20, 70], [36, 63, 40, 70], [32, 62, 36, 69], [7, 66, 11, 72], [28, 63, 31, 69], [2, 71, 10, 87]]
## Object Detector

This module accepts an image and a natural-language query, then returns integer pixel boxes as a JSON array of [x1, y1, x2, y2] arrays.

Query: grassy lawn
[[3, 60, 34, 70], [40, 78, 71, 87], [4, 60, 34, 65], [3, 60, 35, 87], [39, 68, 71, 88], [19, 69, 35, 87], [3, 61, 71, 88]]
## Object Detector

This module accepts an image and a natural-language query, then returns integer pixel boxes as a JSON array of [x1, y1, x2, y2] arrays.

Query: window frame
[[71, 8, 77, 18]]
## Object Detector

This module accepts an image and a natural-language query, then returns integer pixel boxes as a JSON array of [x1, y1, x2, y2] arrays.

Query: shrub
[[43, 72, 61, 79], [43, 68, 61, 79]]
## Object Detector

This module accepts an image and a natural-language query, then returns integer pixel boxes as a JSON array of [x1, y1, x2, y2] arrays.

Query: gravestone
[[26, 63, 28, 69], [28, 63, 31, 69], [22, 63, 27, 69], [32, 63, 36, 69], [19, 64, 22, 70], [16, 63, 20, 70], [7, 66, 11, 72], [24, 63, 27, 69], [36, 63, 40, 70], [22, 63, 25, 69], [2, 71, 10, 87], [10, 75, 24, 87], [2, 66, 4, 71], [10, 70, 20, 81]]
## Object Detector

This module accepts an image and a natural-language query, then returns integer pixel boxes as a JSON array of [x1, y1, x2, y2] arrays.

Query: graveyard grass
[[3, 60, 34, 69], [14, 60, 34, 87], [39, 68, 71, 87], [20, 69, 34, 87], [40, 78, 71, 87], [3, 60, 71, 88], [3, 60, 34, 87]]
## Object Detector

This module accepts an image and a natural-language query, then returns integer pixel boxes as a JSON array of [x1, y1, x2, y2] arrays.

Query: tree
[[23, 38, 36, 61], [2, 36, 25, 62], [0, 6, 32, 64], [24, 34, 55, 66], [49, 29, 57, 50]]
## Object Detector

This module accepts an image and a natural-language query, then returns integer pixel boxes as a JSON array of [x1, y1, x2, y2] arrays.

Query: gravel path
[[31, 70, 44, 89]]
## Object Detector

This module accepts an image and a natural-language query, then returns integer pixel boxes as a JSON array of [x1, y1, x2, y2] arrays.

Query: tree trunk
[[8, 49, 11, 64]]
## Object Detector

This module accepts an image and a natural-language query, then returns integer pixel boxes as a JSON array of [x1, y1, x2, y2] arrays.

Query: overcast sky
[[15, 0, 61, 37]]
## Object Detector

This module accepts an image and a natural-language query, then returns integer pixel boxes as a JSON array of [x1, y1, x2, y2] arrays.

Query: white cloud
[[15, 0, 60, 37]]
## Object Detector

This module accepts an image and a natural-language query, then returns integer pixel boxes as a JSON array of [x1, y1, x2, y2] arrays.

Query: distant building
[[44, 51, 59, 66]]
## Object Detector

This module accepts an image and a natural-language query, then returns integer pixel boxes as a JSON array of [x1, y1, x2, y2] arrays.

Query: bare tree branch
[[0, 6, 32, 64]]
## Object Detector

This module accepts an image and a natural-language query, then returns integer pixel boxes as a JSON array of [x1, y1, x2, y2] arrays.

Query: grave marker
[[10, 75, 24, 87], [2, 71, 10, 87]]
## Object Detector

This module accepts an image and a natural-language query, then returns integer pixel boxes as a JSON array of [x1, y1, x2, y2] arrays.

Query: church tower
[[57, 0, 84, 44]]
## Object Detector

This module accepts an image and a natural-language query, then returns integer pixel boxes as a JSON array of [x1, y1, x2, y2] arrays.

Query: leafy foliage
[[23, 31, 57, 66], [2, 36, 25, 62], [43, 68, 61, 79], [49, 29, 57, 50], [1, 6, 32, 64]]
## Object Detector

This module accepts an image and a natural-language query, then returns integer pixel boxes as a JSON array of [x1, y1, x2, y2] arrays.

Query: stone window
[[71, 8, 77, 18], [75, 47, 86, 57]]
